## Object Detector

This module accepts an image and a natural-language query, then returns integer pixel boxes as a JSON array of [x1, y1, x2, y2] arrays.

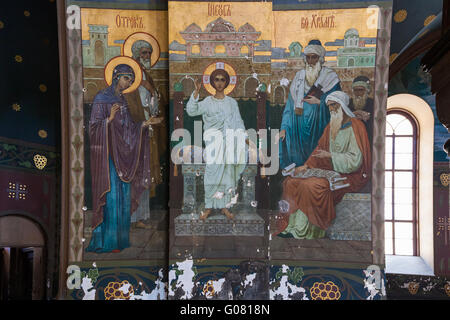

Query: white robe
[[138, 72, 159, 120], [289, 66, 340, 111], [187, 93, 247, 209]]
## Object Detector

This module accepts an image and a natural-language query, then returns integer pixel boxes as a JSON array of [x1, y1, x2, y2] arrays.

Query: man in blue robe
[[279, 40, 341, 169]]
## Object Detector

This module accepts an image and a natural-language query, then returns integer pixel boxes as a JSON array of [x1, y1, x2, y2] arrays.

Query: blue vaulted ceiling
[[390, 0, 443, 59], [0, 0, 60, 147]]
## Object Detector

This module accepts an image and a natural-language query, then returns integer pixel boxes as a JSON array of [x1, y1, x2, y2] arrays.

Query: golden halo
[[202, 61, 237, 96], [104, 56, 143, 94], [123, 32, 161, 68]]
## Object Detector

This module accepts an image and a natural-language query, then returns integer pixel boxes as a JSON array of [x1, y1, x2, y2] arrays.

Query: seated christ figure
[[273, 91, 371, 239]]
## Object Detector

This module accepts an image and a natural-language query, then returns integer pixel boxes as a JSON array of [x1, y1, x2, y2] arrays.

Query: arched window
[[348, 58, 355, 67], [191, 44, 200, 55], [214, 44, 226, 56], [385, 111, 418, 256], [386, 94, 435, 273], [240, 45, 249, 56]]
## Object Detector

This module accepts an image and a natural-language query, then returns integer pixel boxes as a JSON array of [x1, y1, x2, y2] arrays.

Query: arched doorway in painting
[[274, 86, 286, 105], [244, 77, 259, 98], [181, 77, 195, 98], [0, 215, 46, 300]]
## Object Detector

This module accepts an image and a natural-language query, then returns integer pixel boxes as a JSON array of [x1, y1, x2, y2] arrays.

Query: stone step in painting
[[175, 211, 265, 236], [326, 193, 372, 241]]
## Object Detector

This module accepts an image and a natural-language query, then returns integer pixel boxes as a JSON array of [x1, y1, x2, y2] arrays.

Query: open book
[[282, 163, 350, 191]]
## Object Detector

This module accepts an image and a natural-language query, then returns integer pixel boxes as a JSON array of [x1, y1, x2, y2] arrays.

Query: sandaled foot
[[134, 221, 148, 229], [221, 208, 234, 220], [200, 209, 212, 221]]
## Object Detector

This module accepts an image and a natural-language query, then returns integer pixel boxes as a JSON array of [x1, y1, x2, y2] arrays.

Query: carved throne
[[174, 163, 265, 236]]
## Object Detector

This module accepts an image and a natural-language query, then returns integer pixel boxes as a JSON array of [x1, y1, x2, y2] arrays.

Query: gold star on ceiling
[[389, 53, 398, 64], [394, 9, 407, 23], [39, 84, 47, 93], [38, 130, 48, 139], [12, 103, 21, 112], [24, 10, 30, 17], [424, 15, 436, 27], [15, 55, 23, 63]]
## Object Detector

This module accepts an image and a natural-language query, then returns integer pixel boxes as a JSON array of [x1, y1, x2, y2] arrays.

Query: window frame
[[386, 93, 435, 273], [385, 110, 419, 256]]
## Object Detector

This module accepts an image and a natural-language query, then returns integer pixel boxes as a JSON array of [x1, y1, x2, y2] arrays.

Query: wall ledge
[[385, 255, 434, 276]]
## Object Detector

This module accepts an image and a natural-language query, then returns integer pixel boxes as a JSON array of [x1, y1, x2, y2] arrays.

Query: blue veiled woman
[[279, 40, 341, 169], [86, 62, 151, 253]]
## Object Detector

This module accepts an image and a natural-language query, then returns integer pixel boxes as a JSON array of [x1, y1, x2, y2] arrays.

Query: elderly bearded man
[[279, 40, 342, 169], [126, 39, 166, 229], [273, 91, 371, 239], [349, 75, 374, 145]]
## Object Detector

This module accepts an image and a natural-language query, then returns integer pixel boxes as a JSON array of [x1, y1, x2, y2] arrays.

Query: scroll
[[282, 164, 350, 191]]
